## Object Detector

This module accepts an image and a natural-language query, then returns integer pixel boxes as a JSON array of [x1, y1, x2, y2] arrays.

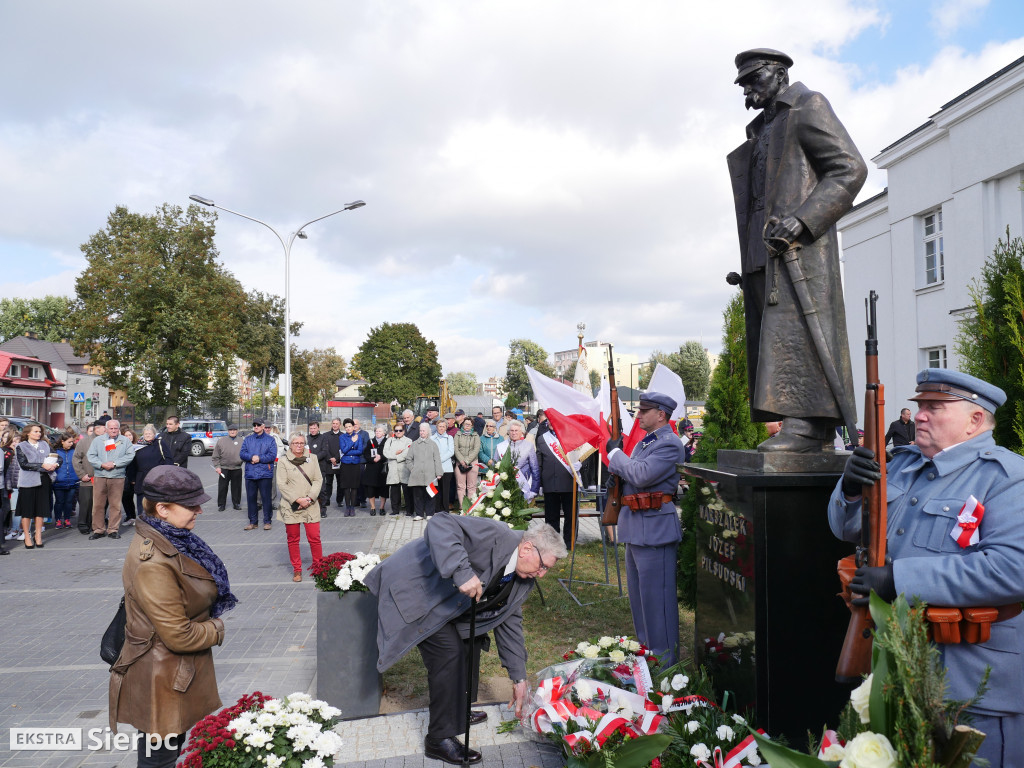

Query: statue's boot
[[757, 417, 831, 453]]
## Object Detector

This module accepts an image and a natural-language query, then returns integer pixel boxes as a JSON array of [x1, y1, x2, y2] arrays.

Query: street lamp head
[[189, 195, 215, 206], [344, 200, 366, 210], [296, 231, 308, 239]]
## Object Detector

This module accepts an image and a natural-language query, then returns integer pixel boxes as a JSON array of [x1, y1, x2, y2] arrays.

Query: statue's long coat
[[727, 81, 866, 424]]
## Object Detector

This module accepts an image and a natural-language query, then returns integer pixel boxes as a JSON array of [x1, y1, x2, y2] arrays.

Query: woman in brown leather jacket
[[109, 465, 238, 768]]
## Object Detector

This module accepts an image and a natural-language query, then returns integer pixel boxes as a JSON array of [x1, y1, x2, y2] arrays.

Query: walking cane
[[463, 597, 477, 766]]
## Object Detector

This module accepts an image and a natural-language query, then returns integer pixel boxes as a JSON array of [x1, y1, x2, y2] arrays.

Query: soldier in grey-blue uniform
[[832, 369, 1024, 768], [607, 392, 685, 666]]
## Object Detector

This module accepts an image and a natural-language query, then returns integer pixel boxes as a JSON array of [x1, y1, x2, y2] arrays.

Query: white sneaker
[[412, 515, 423, 521], [15, 532, 25, 541], [4, 531, 17, 540]]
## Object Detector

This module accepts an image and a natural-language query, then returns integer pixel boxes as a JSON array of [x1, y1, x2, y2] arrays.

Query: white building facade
[[839, 55, 1024, 423]]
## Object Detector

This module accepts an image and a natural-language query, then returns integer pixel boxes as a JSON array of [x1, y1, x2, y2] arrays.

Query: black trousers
[[413, 486, 434, 517], [77, 483, 94, 533], [321, 468, 344, 505], [434, 473, 453, 513], [389, 483, 410, 514], [217, 468, 242, 507], [544, 491, 578, 549], [136, 733, 184, 768], [417, 622, 486, 739]]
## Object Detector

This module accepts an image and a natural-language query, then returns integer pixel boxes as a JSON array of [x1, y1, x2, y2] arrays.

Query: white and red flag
[[572, 341, 590, 395], [426, 482, 439, 498], [620, 363, 688, 455], [950, 495, 985, 548]]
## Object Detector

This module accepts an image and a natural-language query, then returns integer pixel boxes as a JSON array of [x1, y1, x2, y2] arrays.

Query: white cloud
[[931, 0, 990, 38]]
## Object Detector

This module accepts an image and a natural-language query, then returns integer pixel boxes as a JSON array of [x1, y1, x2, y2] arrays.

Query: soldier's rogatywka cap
[[734, 48, 794, 83], [637, 392, 677, 416], [910, 369, 1006, 414], [142, 465, 212, 507]]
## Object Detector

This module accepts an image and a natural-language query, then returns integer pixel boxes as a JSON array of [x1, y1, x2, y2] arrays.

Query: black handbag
[[100, 596, 127, 665]]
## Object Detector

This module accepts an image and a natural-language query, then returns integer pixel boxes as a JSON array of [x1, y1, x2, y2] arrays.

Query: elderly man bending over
[[364, 514, 566, 765]]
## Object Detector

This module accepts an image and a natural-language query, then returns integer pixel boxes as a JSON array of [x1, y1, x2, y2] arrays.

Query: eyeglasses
[[394, 429, 404, 433]]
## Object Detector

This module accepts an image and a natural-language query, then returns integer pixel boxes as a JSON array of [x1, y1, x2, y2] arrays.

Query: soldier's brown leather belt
[[926, 604, 1023, 644], [622, 492, 675, 510]]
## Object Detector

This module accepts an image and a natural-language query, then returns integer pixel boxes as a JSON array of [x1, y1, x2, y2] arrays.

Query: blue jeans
[[52, 487, 78, 522], [245, 477, 273, 525]]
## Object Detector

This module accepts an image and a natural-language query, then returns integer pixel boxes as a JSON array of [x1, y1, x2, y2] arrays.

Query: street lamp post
[[188, 195, 365, 438]]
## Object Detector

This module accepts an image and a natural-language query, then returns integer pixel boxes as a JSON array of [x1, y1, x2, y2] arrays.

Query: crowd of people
[[0, 415, 196, 552]]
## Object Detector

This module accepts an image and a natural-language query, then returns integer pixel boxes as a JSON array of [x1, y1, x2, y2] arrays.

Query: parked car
[[1, 416, 63, 442], [179, 419, 230, 457]]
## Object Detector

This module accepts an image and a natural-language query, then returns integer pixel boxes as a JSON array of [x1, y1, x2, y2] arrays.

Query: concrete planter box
[[316, 590, 382, 720]]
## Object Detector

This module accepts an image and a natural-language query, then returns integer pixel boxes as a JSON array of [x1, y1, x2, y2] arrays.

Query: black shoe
[[108, 532, 121, 540], [233, 504, 241, 510], [469, 710, 487, 725], [217, 506, 226, 512], [79, 528, 91, 535], [370, 510, 377, 516], [89, 533, 106, 540], [0, 548, 8, 555], [424, 737, 481, 765], [320, 509, 328, 517]]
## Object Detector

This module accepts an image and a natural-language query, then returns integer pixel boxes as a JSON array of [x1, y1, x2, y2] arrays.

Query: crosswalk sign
[[72, 392, 86, 403]]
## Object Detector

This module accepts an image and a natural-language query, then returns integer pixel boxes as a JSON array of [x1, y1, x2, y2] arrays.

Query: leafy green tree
[[446, 371, 478, 396], [70, 203, 247, 417], [693, 293, 768, 461], [955, 230, 1024, 453], [589, 369, 601, 394], [504, 338, 554, 405], [679, 340, 711, 400], [292, 346, 348, 409], [207, 364, 239, 413], [353, 322, 441, 406], [0, 296, 75, 343], [637, 350, 679, 389]]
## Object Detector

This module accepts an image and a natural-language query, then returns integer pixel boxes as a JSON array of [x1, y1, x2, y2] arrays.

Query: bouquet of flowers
[[181, 691, 342, 768], [646, 662, 764, 768], [462, 449, 534, 529], [751, 594, 988, 768], [524, 656, 670, 768], [310, 551, 380, 593]]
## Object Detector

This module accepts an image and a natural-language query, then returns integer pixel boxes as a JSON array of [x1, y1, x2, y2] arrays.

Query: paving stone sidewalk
[[0, 461, 601, 767]]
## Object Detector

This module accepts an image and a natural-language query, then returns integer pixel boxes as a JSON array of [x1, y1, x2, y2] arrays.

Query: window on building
[[0, 397, 10, 415], [922, 209, 944, 285], [923, 346, 947, 369]]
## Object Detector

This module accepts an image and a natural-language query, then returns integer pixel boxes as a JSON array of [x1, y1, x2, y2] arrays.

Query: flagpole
[[570, 481, 577, 551]]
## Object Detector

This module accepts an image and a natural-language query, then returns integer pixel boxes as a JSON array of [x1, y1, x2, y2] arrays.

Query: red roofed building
[[0, 352, 66, 427]]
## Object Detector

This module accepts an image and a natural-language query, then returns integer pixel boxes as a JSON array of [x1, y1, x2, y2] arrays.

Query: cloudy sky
[[2, 1, 1022, 380]]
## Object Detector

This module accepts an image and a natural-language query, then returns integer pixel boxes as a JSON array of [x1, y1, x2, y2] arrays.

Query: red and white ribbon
[[463, 471, 503, 515], [817, 729, 843, 758], [695, 730, 765, 768], [950, 495, 985, 548]]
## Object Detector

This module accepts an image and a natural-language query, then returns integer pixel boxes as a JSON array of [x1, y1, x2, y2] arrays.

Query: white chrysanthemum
[[255, 712, 278, 728], [608, 649, 626, 663], [598, 636, 615, 648], [501, 489, 512, 499], [574, 680, 594, 701], [266, 755, 285, 768], [302, 757, 327, 768], [690, 743, 712, 762], [263, 700, 283, 713], [289, 693, 312, 702], [671, 674, 689, 691], [685, 720, 700, 734], [243, 730, 272, 749], [660, 696, 674, 713], [313, 730, 344, 757], [716, 725, 735, 741], [850, 674, 873, 724], [316, 703, 342, 720], [660, 677, 671, 693]]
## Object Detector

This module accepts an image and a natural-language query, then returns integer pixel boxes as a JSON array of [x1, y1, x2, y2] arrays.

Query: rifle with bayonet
[[835, 290, 888, 683], [602, 349, 623, 526]]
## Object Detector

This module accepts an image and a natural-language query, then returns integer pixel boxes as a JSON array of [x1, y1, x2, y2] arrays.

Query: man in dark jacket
[[364, 515, 566, 765], [72, 421, 100, 534], [536, 421, 578, 550], [160, 416, 191, 467], [322, 417, 344, 507], [239, 419, 278, 530], [884, 408, 916, 447], [307, 421, 332, 514], [212, 425, 244, 511]]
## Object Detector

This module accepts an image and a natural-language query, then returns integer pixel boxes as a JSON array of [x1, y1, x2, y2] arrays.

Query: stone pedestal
[[684, 452, 852, 744], [316, 590, 382, 720]]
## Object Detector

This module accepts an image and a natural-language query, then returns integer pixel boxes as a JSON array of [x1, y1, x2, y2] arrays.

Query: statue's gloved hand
[[850, 564, 895, 606], [841, 446, 880, 497], [767, 215, 804, 243]]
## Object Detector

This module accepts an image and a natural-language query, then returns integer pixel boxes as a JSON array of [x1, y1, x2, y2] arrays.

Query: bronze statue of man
[[726, 48, 867, 452]]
